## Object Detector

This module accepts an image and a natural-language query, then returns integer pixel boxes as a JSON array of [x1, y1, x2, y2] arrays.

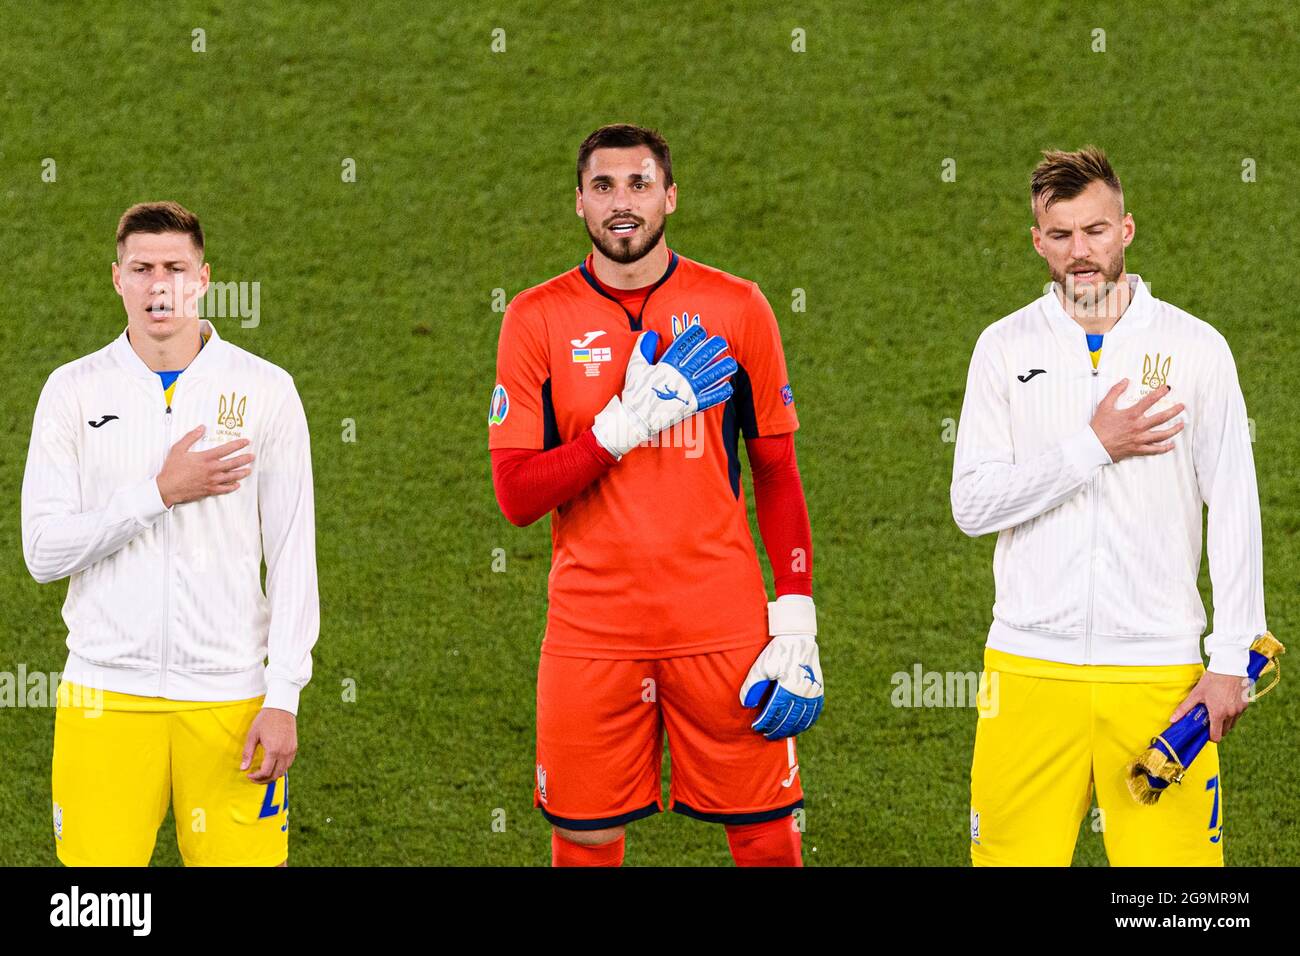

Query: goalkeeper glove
[[740, 594, 824, 740], [592, 323, 737, 459]]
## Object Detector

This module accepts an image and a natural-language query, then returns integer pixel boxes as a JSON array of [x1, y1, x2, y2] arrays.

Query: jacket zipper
[[160, 401, 173, 696], [1083, 358, 1101, 664]]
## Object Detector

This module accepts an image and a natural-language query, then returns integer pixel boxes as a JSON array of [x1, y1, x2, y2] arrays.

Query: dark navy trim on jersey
[[721, 389, 741, 499], [671, 798, 803, 826], [541, 377, 560, 450], [720, 365, 756, 499], [539, 801, 660, 830], [577, 250, 679, 332], [731, 364, 759, 438]]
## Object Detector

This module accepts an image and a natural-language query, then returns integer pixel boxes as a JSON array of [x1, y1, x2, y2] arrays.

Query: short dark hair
[[576, 124, 673, 190], [1030, 146, 1123, 220], [116, 201, 204, 257]]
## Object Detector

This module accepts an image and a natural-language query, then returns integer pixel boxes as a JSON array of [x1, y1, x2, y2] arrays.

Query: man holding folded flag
[[951, 147, 1274, 866]]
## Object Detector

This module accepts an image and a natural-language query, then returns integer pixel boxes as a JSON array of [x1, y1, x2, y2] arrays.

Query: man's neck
[[590, 240, 670, 290], [1056, 272, 1133, 335], [128, 320, 204, 372]]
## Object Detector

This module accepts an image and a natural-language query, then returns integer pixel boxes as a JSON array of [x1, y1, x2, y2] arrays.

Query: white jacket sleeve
[[257, 379, 320, 714], [950, 329, 1112, 537], [21, 375, 171, 584], [1194, 334, 1266, 677]]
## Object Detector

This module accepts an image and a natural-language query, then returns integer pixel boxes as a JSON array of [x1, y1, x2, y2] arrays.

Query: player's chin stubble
[[586, 218, 665, 265], [1053, 248, 1125, 300]]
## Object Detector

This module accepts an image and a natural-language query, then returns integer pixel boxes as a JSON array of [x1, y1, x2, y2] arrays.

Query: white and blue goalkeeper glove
[[740, 595, 824, 740], [592, 323, 737, 459]]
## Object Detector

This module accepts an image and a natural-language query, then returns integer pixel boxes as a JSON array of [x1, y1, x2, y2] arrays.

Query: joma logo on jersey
[[536, 763, 548, 804], [216, 392, 247, 439], [671, 312, 701, 338], [1140, 353, 1171, 392]]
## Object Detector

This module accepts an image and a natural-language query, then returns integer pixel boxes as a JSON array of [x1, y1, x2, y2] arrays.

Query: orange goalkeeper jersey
[[488, 250, 800, 659]]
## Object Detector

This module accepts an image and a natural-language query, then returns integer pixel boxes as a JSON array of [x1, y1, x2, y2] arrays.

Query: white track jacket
[[951, 277, 1266, 677], [21, 321, 319, 713]]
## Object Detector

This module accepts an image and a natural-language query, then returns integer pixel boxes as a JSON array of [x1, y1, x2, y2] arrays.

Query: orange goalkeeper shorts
[[534, 644, 805, 829]]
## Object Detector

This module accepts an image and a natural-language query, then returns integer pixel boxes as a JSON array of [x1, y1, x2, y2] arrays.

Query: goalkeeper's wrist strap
[[768, 594, 817, 637]]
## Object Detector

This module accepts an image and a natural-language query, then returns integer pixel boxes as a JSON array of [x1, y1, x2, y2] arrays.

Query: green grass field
[[1, 1, 1297, 866]]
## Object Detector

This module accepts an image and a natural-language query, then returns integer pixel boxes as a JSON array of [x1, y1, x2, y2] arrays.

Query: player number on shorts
[[259, 775, 289, 819], [1206, 775, 1222, 844]]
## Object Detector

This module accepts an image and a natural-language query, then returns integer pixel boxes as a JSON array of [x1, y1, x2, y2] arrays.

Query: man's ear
[[1030, 225, 1046, 259], [665, 182, 677, 216], [111, 260, 124, 296], [575, 185, 585, 219], [196, 261, 211, 298], [1122, 212, 1135, 249]]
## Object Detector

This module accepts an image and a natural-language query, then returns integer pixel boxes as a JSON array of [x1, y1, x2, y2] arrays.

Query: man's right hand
[[592, 324, 737, 459], [156, 425, 255, 507], [1090, 379, 1185, 463]]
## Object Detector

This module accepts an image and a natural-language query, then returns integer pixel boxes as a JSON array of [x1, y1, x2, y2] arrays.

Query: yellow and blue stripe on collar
[[157, 331, 209, 407], [1086, 332, 1103, 371]]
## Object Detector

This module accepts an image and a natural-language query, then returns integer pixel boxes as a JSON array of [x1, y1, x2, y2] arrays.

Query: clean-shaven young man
[[489, 125, 822, 866], [951, 147, 1267, 865], [22, 201, 318, 866]]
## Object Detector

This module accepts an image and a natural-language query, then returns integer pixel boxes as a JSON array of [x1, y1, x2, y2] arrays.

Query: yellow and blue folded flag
[[1127, 633, 1284, 805]]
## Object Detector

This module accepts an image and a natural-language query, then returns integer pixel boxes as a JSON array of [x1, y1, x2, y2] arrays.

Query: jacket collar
[[1041, 274, 1154, 356], [110, 319, 226, 381]]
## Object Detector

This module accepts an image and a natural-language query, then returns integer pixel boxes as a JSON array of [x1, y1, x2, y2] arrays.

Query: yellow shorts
[[970, 648, 1223, 867], [52, 682, 289, 867]]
